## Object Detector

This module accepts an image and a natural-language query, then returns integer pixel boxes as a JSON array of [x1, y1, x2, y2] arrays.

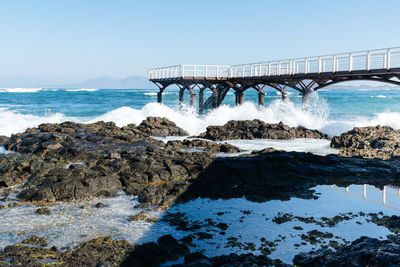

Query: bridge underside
[[151, 68, 400, 113]]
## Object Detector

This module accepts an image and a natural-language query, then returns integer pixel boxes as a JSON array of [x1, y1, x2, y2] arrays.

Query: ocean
[[1, 87, 400, 138]]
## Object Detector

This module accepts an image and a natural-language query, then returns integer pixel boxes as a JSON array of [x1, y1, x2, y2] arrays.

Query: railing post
[[217, 66, 219, 79], [349, 53, 353, 72], [278, 62, 281, 76], [250, 64, 253, 77], [242, 65, 245, 77], [333, 56, 337, 73], [268, 63, 271, 76], [259, 63, 262, 76], [182, 65, 185, 78], [318, 57, 322, 74], [193, 65, 196, 78], [305, 58, 309, 74], [387, 48, 391, 70], [290, 60, 293, 75], [205, 65, 208, 78], [366, 51, 371, 71]]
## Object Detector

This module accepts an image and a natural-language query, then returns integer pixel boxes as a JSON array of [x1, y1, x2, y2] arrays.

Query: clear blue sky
[[1, 0, 399, 81]]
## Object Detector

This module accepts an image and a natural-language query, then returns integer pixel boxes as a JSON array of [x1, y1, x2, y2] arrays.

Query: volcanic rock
[[0, 135, 9, 146], [197, 120, 330, 141], [331, 125, 400, 159], [137, 117, 188, 136], [35, 207, 51, 215], [293, 236, 400, 266], [166, 139, 243, 153], [178, 148, 400, 203]]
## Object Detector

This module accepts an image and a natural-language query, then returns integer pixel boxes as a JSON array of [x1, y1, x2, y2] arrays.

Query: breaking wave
[[0, 88, 44, 93], [1, 96, 399, 137]]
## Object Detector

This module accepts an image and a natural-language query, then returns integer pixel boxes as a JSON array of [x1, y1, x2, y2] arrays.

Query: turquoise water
[[0, 87, 399, 137]]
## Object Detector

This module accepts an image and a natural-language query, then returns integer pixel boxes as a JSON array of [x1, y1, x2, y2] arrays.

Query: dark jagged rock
[[17, 166, 123, 203], [2, 121, 213, 206], [21, 235, 47, 246], [197, 120, 330, 141], [5, 121, 162, 162], [137, 117, 188, 136], [182, 252, 288, 267], [0, 236, 133, 267], [178, 148, 400, 203], [331, 125, 400, 159], [293, 236, 400, 266], [0, 136, 9, 146], [35, 207, 51, 215], [166, 139, 243, 153], [121, 235, 190, 267]]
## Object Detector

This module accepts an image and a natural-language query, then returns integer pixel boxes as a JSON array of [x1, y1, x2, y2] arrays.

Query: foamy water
[[1, 185, 399, 263], [1, 100, 400, 138]]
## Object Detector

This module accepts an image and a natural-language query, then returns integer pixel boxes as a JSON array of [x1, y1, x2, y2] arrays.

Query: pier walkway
[[148, 47, 400, 113]]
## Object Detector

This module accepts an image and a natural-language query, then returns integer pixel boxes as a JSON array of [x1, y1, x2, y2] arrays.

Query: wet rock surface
[[166, 139, 243, 153], [137, 117, 188, 137], [0, 136, 9, 146], [0, 235, 287, 267], [293, 236, 400, 266], [197, 120, 330, 141], [0, 236, 133, 267], [331, 125, 400, 159], [3, 119, 400, 266], [1, 120, 213, 206], [178, 148, 400, 203]]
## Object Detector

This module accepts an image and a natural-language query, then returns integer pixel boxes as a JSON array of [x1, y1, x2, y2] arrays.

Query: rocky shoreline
[[1, 118, 400, 266]]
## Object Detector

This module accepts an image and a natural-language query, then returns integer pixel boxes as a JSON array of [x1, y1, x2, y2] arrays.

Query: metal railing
[[148, 65, 230, 80], [148, 47, 400, 80]]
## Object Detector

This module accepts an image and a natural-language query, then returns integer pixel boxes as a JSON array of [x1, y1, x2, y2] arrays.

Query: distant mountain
[[0, 75, 159, 89], [0, 74, 398, 90], [61, 75, 158, 89]]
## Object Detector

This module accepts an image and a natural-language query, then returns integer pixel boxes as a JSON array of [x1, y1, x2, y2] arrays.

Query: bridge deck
[[147, 47, 400, 113]]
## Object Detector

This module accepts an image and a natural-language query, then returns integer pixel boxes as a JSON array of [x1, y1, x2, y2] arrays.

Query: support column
[[239, 92, 244, 105], [199, 90, 204, 114], [281, 91, 288, 102], [157, 91, 163, 103], [190, 92, 196, 109], [179, 89, 184, 104], [302, 91, 310, 111], [235, 92, 244, 105], [235, 92, 239, 105], [258, 91, 264, 107], [212, 89, 218, 109]]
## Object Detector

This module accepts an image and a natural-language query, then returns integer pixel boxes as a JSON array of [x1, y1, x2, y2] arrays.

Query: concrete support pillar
[[258, 91, 264, 107], [235, 92, 244, 105], [212, 90, 218, 109], [199, 90, 204, 114], [281, 91, 288, 102], [237, 92, 244, 105], [179, 89, 184, 104], [157, 91, 163, 103], [302, 91, 310, 111], [190, 92, 196, 109], [235, 92, 239, 105]]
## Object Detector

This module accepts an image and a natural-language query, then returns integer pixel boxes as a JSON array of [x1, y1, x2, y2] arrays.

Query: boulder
[[331, 125, 400, 159], [294, 236, 400, 266], [198, 120, 330, 141], [137, 117, 188, 136], [166, 139, 243, 153]]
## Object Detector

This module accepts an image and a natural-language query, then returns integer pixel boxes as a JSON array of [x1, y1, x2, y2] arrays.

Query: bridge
[[148, 47, 400, 113]]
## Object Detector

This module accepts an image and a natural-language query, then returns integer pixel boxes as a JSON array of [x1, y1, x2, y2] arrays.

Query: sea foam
[[0, 100, 399, 137]]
